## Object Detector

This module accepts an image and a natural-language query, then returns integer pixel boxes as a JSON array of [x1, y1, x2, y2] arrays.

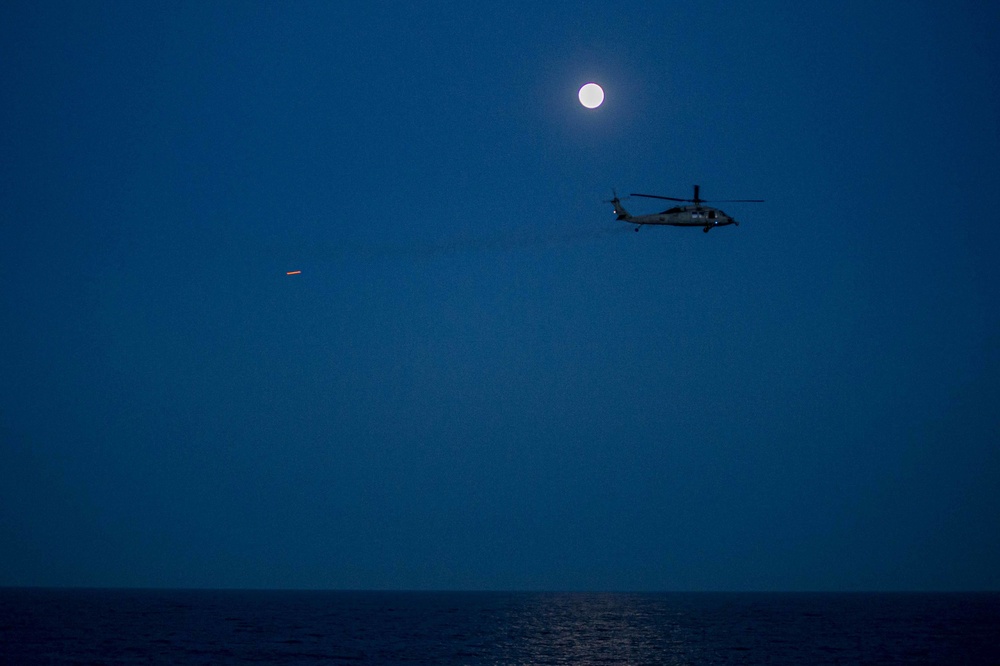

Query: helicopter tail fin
[[605, 191, 631, 220]]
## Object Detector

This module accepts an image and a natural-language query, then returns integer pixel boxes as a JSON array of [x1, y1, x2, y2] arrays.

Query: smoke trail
[[336, 222, 631, 263], [278, 219, 634, 275]]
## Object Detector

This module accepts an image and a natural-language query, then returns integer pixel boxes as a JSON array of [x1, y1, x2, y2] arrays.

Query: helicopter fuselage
[[627, 205, 735, 227], [616, 204, 738, 233]]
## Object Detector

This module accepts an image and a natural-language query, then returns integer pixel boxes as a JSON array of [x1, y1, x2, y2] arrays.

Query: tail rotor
[[604, 188, 632, 223]]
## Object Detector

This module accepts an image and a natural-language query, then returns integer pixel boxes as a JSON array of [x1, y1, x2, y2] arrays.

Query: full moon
[[578, 82, 604, 109]]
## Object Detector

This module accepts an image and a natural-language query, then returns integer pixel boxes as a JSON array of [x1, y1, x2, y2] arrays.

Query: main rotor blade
[[630, 193, 691, 202], [631, 193, 765, 203]]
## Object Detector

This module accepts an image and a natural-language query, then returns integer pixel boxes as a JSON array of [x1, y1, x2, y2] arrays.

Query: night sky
[[3, 2, 999, 591]]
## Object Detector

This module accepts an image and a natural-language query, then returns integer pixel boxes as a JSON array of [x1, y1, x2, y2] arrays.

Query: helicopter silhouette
[[607, 185, 763, 232]]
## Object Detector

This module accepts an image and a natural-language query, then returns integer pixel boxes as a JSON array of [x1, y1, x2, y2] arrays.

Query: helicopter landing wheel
[[703, 226, 710, 233], [634, 226, 640, 232]]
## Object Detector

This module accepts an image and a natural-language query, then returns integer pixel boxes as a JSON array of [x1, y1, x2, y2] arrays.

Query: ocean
[[1, 589, 998, 664]]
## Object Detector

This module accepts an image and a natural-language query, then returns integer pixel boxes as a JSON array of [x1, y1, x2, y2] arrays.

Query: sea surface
[[1, 589, 998, 664]]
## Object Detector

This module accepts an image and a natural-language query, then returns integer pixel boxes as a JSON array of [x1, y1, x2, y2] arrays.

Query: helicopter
[[607, 185, 763, 232]]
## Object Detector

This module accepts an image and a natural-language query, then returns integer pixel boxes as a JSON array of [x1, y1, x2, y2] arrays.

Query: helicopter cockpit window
[[708, 210, 716, 219]]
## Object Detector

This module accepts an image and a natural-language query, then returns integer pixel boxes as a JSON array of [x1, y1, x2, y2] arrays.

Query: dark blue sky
[[3, 1, 999, 591]]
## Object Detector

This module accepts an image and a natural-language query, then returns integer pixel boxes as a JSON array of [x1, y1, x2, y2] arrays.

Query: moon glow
[[578, 83, 604, 109]]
